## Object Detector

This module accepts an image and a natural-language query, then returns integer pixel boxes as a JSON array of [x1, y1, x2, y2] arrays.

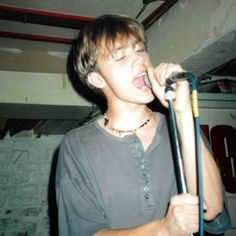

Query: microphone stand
[[165, 83, 193, 236], [165, 85, 188, 193]]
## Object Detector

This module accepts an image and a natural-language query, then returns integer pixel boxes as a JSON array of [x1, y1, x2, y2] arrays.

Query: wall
[[0, 133, 62, 235], [0, 71, 91, 106], [146, 0, 236, 75]]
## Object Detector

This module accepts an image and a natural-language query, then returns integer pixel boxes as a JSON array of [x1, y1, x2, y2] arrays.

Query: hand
[[161, 194, 199, 236], [148, 63, 192, 114]]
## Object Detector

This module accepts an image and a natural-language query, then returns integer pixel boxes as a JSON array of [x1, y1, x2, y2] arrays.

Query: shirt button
[[144, 193, 149, 199], [144, 186, 149, 192]]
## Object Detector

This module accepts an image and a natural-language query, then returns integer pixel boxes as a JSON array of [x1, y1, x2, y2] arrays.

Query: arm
[[148, 63, 224, 221], [176, 108, 224, 220]]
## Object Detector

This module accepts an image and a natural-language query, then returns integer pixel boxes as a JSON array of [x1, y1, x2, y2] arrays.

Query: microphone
[[144, 73, 152, 88]]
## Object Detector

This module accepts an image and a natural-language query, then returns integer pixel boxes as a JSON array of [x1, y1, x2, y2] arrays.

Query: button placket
[[128, 136, 155, 208]]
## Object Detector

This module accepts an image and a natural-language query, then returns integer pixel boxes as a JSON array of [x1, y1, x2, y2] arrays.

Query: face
[[93, 36, 155, 106]]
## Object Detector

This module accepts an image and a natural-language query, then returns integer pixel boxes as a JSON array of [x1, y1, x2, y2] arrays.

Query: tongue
[[133, 77, 146, 88]]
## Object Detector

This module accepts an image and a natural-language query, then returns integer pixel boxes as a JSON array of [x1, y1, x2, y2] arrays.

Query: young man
[[56, 15, 230, 236]]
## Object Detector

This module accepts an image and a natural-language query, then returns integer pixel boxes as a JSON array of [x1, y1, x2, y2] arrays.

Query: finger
[[155, 63, 185, 85], [171, 193, 199, 206], [146, 66, 156, 86], [172, 205, 200, 234], [170, 208, 199, 235], [172, 204, 199, 217]]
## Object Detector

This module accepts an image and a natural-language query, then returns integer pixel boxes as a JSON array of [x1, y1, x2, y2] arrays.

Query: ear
[[87, 72, 106, 89]]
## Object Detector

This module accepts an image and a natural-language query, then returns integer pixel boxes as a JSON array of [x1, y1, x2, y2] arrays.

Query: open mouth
[[133, 73, 151, 90]]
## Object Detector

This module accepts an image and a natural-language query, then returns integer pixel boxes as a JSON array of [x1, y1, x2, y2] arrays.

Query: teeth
[[144, 73, 152, 88]]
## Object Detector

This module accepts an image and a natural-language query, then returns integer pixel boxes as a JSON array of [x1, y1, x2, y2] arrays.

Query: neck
[[104, 105, 152, 134]]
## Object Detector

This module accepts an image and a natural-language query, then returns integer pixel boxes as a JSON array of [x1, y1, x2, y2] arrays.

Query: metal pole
[[165, 85, 193, 236]]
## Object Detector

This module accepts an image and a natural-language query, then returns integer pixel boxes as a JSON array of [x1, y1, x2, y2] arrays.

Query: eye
[[113, 49, 125, 61], [115, 54, 125, 61], [136, 48, 145, 53], [135, 43, 146, 53]]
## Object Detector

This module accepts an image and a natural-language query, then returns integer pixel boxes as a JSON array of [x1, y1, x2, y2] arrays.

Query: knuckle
[[173, 206, 182, 216]]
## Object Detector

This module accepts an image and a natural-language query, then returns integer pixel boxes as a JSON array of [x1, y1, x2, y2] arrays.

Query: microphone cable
[[188, 73, 204, 236]]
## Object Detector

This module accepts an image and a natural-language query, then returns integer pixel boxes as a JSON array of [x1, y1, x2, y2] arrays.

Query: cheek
[[108, 64, 130, 83], [105, 69, 132, 96], [108, 72, 127, 90]]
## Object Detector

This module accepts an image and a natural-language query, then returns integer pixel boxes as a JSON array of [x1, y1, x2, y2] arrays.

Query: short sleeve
[[56, 134, 109, 236], [204, 194, 231, 234]]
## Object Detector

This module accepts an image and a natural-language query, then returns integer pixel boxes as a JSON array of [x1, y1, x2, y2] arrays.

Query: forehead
[[113, 35, 143, 50], [98, 34, 144, 58]]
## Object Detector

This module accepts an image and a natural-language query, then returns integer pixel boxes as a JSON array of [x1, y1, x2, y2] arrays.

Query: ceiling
[[0, 0, 235, 138], [0, 0, 177, 52]]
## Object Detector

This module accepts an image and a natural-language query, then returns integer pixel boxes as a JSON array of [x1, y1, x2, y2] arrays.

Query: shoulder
[[57, 121, 99, 178], [61, 120, 99, 147], [57, 120, 99, 166]]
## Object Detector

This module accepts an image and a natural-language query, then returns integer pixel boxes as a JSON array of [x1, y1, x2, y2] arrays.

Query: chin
[[139, 94, 155, 104]]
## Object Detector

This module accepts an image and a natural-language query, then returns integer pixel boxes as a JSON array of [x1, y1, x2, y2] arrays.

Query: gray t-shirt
[[56, 113, 230, 235]]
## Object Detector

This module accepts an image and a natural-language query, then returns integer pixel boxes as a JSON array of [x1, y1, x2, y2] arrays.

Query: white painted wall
[[0, 71, 90, 106]]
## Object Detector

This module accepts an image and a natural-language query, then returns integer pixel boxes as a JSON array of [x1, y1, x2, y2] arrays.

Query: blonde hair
[[74, 15, 146, 93]]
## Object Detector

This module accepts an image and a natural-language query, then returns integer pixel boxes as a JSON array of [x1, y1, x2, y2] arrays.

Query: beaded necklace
[[104, 109, 153, 136]]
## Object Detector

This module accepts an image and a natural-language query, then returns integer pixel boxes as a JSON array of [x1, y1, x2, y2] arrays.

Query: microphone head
[[144, 73, 152, 88]]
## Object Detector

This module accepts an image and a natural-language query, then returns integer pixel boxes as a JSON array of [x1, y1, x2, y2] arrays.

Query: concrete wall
[[146, 0, 236, 75]]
